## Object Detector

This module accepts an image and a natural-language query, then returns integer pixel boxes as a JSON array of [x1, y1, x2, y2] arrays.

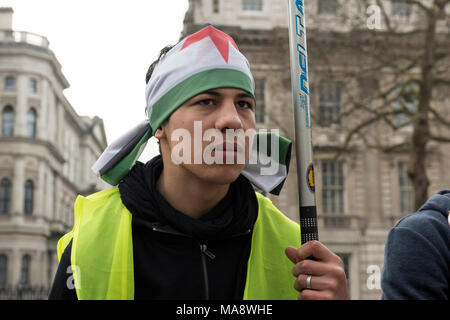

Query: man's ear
[[154, 126, 166, 139]]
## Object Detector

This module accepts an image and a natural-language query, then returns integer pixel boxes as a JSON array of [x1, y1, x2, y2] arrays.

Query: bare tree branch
[[429, 106, 450, 126], [433, 77, 450, 85], [430, 135, 450, 142]]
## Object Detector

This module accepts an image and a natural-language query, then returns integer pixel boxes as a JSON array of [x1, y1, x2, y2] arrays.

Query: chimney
[[0, 7, 13, 30]]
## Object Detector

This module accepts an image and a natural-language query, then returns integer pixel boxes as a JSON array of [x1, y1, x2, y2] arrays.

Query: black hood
[[419, 190, 450, 219], [118, 155, 258, 241]]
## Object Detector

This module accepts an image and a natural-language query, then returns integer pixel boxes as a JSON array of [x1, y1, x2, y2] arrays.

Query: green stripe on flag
[[150, 68, 254, 131], [254, 132, 291, 166], [100, 129, 152, 185]]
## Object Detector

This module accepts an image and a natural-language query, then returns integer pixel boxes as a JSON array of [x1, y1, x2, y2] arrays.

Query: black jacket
[[381, 190, 450, 299], [49, 156, 258, 300]]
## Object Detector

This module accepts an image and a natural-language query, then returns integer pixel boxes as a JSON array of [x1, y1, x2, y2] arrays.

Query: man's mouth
[[210, 142, 246, 163], [212, 142, 244, 153]]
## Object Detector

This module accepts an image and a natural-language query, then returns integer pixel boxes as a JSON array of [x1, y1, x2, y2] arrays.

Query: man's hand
[[285, 240, 350, 300]]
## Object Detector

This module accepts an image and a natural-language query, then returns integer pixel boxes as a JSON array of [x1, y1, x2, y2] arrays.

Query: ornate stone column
[[46, 88, 56, 145], [15, 74, 28, 137], [11, 156, 25, 215], [45, 166, 54, 221], [37, 79, 48, 141], [53, 176, 61, 223], [10, 248, 21, 286], [56, 101, 64, 154], [36, 160, 46, 219]]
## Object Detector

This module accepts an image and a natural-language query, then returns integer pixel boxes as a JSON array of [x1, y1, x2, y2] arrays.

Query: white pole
[[287, 0, 319, 244]]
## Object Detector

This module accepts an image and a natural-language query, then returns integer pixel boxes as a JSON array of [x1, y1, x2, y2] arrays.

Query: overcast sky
[[1, 0, 189, 160]]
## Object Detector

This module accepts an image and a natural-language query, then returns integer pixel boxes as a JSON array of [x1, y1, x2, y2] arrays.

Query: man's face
[[156, 87, 256, 185]]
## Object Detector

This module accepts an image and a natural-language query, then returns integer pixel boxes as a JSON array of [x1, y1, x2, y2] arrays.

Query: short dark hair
[[145, 45, 174, 84]]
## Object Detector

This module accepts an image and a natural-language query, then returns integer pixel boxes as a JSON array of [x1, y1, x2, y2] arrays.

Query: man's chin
[[188, 163, 245, 185]]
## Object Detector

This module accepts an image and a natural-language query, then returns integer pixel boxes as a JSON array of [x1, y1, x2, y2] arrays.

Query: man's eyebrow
[[236, 92, 255, 100], [200, 90, 254, 100], [200, 90, 221, 97]]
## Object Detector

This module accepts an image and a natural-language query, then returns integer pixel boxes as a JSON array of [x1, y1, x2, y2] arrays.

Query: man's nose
[[215, 99, 243, 132]]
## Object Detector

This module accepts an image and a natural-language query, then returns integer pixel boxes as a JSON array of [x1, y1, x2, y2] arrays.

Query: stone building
[[0, 8, 108, 298], [182, 0, 450, 299]]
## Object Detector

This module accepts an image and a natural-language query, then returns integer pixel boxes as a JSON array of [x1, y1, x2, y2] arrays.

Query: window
[[319, 81, 342, 125], [213, 0, 220, 13], [254, 79, 265, 124], [392, 0, 411, 17], [318, 0, 338, 15], [5, 76, 15, 91], [242, 0, 263, 11], [321, 161, 345, 215], [394, 84, 418, 126], [2, 105, 14, 136], [20, 255, 31, 285], [29, 78, 38, 94], [0, 254, 7, 285], [27, 108, 37, 138], [24, 180, 34, 215], [0, 179, 12, 214], [398, 162, 413, 214]]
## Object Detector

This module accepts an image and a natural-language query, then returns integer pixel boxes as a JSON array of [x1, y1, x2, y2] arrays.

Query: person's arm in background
[[381, 213, 449, 300], [48, 240, 78, 300]]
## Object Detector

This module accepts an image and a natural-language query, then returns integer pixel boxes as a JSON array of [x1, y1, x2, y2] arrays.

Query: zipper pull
[[200, 244, 216, 260]]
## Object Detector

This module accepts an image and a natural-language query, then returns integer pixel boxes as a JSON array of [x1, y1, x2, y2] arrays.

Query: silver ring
[[306, 275, 312, 289]]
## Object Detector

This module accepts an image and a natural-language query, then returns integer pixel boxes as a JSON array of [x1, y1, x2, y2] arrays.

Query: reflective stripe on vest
[[57, 188, 300, 300]]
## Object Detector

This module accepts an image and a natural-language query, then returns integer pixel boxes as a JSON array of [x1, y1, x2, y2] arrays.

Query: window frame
[[0, 254, 7, 286], [393, 84, 418, 126], [321, 160, 345, 215], [318, 0, 339, 15], [0, 178, 12, 214], [20, 254, 31, 285], [2, 105, 15, 136], [319, 81, 342, 125], [29, 78, 38, 94], [212, 0, 220, 13], [391, 0, 412, 17], [24, 180, 34, 216], [27, 107, 37, 138], [242, 0, 263, 12], [5, 76, 15, 91]]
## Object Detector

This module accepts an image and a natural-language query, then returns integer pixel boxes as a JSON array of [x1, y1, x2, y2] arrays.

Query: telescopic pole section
[[287, 0, 319, 244]]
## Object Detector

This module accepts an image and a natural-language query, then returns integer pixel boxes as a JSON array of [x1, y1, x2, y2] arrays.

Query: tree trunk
[[408, 7, 437, 211]]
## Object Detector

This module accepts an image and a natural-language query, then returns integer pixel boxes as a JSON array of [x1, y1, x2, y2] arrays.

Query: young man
[[49, 26, 349, 300]]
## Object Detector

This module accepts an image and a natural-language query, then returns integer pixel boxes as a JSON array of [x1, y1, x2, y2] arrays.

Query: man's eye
[[198, 99, 215, 106], [237, 101, 252, 109]]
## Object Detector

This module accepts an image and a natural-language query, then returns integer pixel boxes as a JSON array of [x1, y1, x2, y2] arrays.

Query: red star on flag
[[180, 26, 239, 63]]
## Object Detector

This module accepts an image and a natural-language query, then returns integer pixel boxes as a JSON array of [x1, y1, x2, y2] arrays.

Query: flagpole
[[287, 0, 319, 245]]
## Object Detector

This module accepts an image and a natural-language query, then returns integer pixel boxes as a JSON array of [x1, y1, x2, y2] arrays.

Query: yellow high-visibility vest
[[57, 188, 300, 300]]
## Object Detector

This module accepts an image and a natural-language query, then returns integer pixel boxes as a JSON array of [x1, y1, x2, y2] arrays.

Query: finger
[[294, 274, 339, 292], [298, 289, 334, 300], [294, 274, 308, 292], [296, 240, 341, 263], [292, 259, 330, 277], [285, 246, 298, 264], [293, 274, 314, 292]]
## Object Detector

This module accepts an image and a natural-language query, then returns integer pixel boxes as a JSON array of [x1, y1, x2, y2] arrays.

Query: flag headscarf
[[92, 25, 292, 195]]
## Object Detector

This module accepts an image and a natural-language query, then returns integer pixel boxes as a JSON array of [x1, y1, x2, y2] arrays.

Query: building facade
[[182, 0, 450, 299], [0, 8, 108, 299]]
